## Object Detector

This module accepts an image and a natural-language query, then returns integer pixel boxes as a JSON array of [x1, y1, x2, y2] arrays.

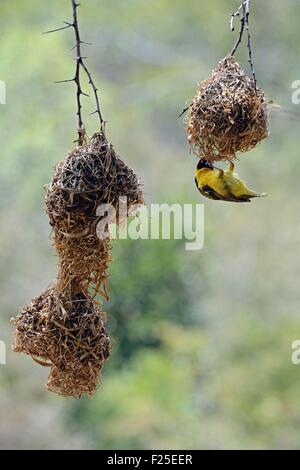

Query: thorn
[[54, 79, 75, 84], [178, 106, 190, 118], [70, 43, 90, 51], [43, 23, 72, 34]]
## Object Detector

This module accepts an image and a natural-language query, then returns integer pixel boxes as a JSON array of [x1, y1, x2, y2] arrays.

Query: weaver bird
[[195, 159, 267, 203]]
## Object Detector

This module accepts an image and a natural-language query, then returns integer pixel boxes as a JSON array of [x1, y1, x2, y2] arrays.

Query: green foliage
[[105, 238, 199, 362], [69, 325, 204, 449]]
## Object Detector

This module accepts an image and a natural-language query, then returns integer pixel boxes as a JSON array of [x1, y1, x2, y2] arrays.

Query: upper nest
[[187, 55, 269, 162], [44, 132, 144, 296], [45, 132, 144, 225]]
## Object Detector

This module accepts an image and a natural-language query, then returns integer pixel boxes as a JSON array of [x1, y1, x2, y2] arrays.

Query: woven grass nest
[[45, 132, 143, 295], [11, 131, 144, 397], [46, 132, 143, 225], [12, 286, 110, 398], [187, 55, 269, 162]]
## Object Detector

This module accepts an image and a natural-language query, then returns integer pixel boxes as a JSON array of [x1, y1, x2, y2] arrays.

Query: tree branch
[[244, 1, 257, 88], [80, 60, 104, 127], [44, 0, 105, 145], [71, 0, 104, 142], [72, 0, 85, 144], [230, 1, 246, 56], [230, 0, 256, 89]]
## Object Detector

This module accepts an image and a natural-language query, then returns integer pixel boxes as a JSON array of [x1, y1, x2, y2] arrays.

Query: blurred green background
[[1, 0, 300, 450]]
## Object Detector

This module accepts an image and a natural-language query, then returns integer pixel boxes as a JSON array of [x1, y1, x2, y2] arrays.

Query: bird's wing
[[218, 178, 252, 202], [201, 185, 227, 201], [225, 193, 251, 202], [195, 170, 251, 202], [195, 178, 217, 200], [196, 180, 251, 202], [204, 186, 251, 202]]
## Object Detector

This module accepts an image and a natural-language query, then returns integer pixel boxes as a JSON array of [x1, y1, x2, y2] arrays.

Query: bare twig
[[230, 0, 256, 88], [230, 1, 246, 56], [44, 0, 105, 144], [80, 59, 104, 128], [230, 3, 243, 32], [244, 1, 257, 88], [72, 0, 85, 144]]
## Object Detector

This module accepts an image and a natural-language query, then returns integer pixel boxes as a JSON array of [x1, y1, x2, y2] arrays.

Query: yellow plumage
[[195, 159, 267, 203]]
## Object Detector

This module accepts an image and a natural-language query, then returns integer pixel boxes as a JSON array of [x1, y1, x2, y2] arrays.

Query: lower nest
[[47, 364, 102, 398], [187, 55, 269, 162], [11, 285, 110, 397]]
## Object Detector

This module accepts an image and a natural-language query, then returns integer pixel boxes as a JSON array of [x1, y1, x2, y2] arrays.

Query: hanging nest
[[45, 132, 143, 224], [45, 131, 144, 295], [187, 55, 269, 162], [12, 131, 144, 397], [12, 285, 110, 398]]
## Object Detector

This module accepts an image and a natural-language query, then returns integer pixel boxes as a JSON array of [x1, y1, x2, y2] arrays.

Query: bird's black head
[[197, 159, 213, 170]]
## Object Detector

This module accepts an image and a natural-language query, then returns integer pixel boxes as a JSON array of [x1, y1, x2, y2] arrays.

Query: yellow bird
[[195, 159, 267, 203]]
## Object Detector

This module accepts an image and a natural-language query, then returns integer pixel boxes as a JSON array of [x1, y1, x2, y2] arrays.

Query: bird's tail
[[248, 191, 268, 198]]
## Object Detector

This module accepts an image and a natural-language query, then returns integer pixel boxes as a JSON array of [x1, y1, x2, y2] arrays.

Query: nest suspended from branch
[[46, 132, 143, 223], [12, 132, 144, 397], [187, 55, 269, 162], [12, 0, 145, 398], [45, 132, 143, 295], [12, 285, 110, 398]]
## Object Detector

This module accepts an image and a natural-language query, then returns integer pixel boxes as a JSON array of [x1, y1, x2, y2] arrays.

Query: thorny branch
[[244, 2, 256, 88], [230, 0, 256, 88], [72, 0, 85, 144], [230, 2, 246, 55], [44, 0, 104, 145]]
